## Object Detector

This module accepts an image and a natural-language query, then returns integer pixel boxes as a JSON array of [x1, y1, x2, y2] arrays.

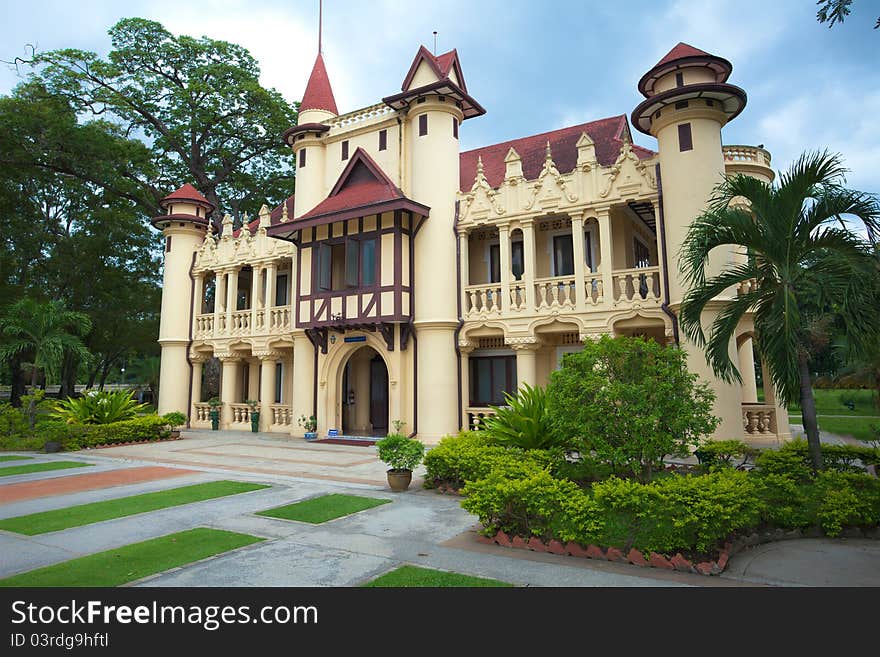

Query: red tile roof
[[160, 183, 213, 209], [301, 53, 338, 114], [401, 45, 467, 92], [298, 148, 406, 221], [653, 42, 713, 69], [459, 115, 654, 191]]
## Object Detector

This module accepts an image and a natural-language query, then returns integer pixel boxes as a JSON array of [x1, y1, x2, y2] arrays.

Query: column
[[459, 343, 474, 429], [571, 212, 587, 310], [291, 331, 315, 437], [512, 341, 539, 390], [218, 355, 239, 429], [214, 270, 226, 335], [192, 273, 205, 324], [738, 336, 758, 402], [597, 209, 614, 304], [498, 223, 511, 312], [190, 358, 203, 424], [459, 231, 469, 314], [522, 219, 536, 310], [259, 353, 277, 431], [247, 359, 259, 402], [250, 265, 261, 334], [225, 268, 238, 335], [761, 358, 792, 442], [265, 261, 278, 330]]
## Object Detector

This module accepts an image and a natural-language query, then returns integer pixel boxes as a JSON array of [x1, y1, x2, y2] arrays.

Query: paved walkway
[[1, 433, 878, 587]]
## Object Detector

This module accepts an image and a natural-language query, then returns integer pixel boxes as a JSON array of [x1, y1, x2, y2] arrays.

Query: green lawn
[[0, 480, 270, 535], [789, 414, 878, 442], [778, 388, 880, 416], [0, 528, 262, 587], [0, 461, 90, 477], [256, 493, 390, 524], [363, 565, 512, 588], [0, 455, 32, 462]]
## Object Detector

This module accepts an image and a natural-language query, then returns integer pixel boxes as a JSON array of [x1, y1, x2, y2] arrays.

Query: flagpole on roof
[[319, 0, 323, 54]]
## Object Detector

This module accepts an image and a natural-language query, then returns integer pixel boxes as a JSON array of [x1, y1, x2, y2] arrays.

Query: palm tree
[[0, 298, 92, 425], [679, 151, 880, 470]]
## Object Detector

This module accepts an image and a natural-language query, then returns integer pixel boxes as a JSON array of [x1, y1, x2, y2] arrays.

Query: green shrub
[[42, 415, 170, 450], [550, 455, 616, 485], [756, 439, 879, 474], [423, 431, 550, 488], [546, 335, 718, 482], [51, 389, 149, 425], [695, 440, 760, 469], [0, 402, 28, 440], [813, 471, 880, 536], [162, 412, 188, 431], [462, 469, 589, 540], [375, 433, 424, 472], [483, 383, 567, 450]]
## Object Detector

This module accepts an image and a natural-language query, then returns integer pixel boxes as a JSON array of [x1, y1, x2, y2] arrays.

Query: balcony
[[462, 267, 663, 320], [723, 145, 774, 182], [194, 305, 292, 340], [741, 403, 777, 436]]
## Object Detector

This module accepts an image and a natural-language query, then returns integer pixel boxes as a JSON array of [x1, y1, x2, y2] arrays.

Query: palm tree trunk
[[797, 352, 824, 471]]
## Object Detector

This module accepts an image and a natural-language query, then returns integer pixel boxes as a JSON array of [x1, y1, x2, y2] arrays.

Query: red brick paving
[[0, 466, 198, 503]]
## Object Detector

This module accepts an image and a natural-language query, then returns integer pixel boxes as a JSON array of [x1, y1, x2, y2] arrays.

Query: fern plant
[[51, 389, 149, 425], [484, 383, 565, 450]]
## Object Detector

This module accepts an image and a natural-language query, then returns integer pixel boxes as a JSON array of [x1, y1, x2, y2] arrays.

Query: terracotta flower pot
[[387, 469, 412, 492]]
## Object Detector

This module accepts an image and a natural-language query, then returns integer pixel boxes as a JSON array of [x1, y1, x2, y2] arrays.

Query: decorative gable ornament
[[525, 141, 578, 210], [461, 156, 505, 220], [599, 137, 656, 198]]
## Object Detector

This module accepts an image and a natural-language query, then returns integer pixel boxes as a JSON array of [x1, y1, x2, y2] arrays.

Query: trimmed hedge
[[756, 439, 880, 474], [423, 431, 551, 489], [33, 416, 171, 451]]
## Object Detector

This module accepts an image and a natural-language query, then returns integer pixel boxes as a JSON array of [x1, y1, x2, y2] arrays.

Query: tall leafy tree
[[24, 17, 298, 218], [816, 1, 879, 30], [679, 151, 880, 470]]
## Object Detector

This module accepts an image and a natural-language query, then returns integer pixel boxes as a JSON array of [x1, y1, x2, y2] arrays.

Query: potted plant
[[246, 400, 260, 433], [162, 411, 188, 439], [207, 397, 222, 431], [375, 429, 424, 492], [298, 414, 317, 440]]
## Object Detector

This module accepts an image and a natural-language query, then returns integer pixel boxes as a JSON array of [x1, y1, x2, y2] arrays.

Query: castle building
[[152, 41, 790, 444]]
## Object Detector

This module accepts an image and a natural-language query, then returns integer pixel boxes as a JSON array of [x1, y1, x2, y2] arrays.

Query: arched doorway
[[341, 346, 389, 436]]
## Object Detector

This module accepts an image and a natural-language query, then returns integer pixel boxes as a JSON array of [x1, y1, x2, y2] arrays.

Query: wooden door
[[369, 355, 388, 434]]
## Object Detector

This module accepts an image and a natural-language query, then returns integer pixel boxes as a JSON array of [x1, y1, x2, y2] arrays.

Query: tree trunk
[[797, 353, 824, 471], [60, 353, 78, 399], [10, 355, 25, 407]]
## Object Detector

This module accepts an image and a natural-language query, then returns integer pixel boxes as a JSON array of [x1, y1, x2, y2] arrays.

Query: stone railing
[[270, 404, 293, 427], [509, 281, 528, 311], [229, 310, 251, 335], [723, 145, 771, 166], [327, 102, 396, 130], [585, 273, 604, 305], [194, 314, 214, 338], [268, 306, 292, 332], [229, 403, 254, 425], [737, 278, 759, 296], [742, 403, 776, 435], [612, 267, 662, 305], [535, 275, 576, 310], [466, 407, 497, 431], [193, 402, 213, 427], [464, 283, 503, 317]]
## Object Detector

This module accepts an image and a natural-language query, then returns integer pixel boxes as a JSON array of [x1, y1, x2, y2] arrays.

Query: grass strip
[[257, 493, 390, 524], [363, 565, 512, 588], [0, 480, 270, 535], [0, 455, 32, 462], [0, 528, 263, 587], [0, 461, 90, 478]]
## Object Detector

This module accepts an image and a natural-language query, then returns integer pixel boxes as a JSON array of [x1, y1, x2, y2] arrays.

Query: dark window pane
[[378, 129, 387, 151], [331, 243, 345, 290], [675, 72, 684, 87], [554, 234, 574, 276], [419, 114, 428, 136], [511, 241, 524, 280], [341, 140, 349, 160], [634, 238, 651, 268], [299, 148, 306, 168], [678, 123, 693, 152], [361, 238, 376, 286], [475, 359, 491, 406], [491, 358, 507, 405], [584, 232, 593, 271], [274, 362, 283, 404], [165, 236, 172, 253], [276, 274, 289, 306], [453, 118, 459, 139], [489, 244, 501, 283], [345, 239, 359, 287], [318, 243, 331, 291]]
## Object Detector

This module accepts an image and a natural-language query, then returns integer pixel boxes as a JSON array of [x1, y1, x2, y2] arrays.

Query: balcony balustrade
[[193, 305, 292, 339], [611, 267, 661, 305]]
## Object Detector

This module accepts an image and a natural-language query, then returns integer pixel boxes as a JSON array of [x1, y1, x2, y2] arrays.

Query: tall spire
[[301, 53, 338, 115], [318, 0, 323, 54]]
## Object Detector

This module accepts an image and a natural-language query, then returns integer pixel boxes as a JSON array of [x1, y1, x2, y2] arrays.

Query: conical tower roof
[[160, 183, 214, 210], [301, 53, 338, 115]]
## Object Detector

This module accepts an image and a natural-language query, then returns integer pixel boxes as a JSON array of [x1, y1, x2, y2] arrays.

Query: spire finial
[[318, 0, 323, 54], [476, 155, 484, 175], [433, 30, 438, 55]]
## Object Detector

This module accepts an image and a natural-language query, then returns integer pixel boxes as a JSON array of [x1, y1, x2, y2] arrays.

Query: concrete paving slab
[[722, 538, 880, 586]]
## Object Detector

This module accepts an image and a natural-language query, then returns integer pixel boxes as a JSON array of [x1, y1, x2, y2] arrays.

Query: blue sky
[[2, 0, 878, 193]]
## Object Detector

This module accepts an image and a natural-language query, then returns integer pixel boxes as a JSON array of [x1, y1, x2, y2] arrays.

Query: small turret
[[151, 183, 213, 417]]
